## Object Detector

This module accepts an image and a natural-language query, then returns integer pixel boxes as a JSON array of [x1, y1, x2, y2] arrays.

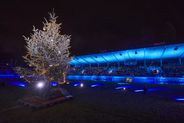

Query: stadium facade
[[68, 43, 184, 85]]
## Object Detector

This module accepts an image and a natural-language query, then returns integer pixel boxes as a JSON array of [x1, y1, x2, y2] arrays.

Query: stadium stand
[[68, 43, 184, 84]]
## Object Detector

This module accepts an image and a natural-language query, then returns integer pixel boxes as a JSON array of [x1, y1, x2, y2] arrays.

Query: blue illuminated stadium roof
[[70, 43, 184, 65]]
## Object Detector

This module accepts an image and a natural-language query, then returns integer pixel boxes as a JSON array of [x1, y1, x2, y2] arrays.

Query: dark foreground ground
[[1, 82, 184, 123]]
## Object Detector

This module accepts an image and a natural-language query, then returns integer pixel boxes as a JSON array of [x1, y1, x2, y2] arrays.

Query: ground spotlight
[[12, 82, 28, 88], [115, 86, 129, 90], [134, 89, 144, 93], [36, 81, 45, 89], [80, 83, 84, 88], [175, 98, 184, 101], [91, 84, 100, 88], [74, 83, 79, 87], [51, 81, 58, 87]]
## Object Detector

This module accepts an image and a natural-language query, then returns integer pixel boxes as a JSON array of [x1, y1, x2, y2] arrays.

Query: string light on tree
[[15, 11, 71, 86]]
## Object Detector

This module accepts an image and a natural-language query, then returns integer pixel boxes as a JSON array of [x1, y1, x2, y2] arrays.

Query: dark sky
[[0, 0, 184, 59]]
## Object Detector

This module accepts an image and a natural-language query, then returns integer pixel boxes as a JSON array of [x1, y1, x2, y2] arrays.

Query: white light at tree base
[[36, 81, 45, 89]]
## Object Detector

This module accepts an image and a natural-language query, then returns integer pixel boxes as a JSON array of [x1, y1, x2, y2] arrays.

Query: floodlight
[[36, 81, 45, 89], [80, 83, 84, 87]]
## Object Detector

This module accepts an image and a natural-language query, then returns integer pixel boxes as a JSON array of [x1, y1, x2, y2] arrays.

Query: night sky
[[0, 1, 184, 60]]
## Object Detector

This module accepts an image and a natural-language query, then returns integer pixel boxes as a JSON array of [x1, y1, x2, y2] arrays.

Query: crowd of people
[[68, 63, 184, 77], [0, 60, 184, 78], [162, 65, 184, 77]]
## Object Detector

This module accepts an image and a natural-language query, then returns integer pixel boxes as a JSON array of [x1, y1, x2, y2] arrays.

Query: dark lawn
[[1, 83, 184, 123]]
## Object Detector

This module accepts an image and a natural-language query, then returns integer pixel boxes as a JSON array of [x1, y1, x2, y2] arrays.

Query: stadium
[[68, 43, 184, 84]]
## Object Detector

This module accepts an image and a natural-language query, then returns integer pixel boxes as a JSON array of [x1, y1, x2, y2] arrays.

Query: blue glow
[[133, 77, 155, 83], [115, 86, 131, 90], [69, 59, 79, 64], [134, 88, 159, 93], [75, 58, 87, 64], [113, 51, 126, 61], [128, 49, 145, 59], [68, 75, 184, 85], [148, 88, 160, 91], [112, 76, 126, 82], [0, 74, 20, 78], [69, 43, 184, 65], [115, 86, 126, 90], [163, 45, 183, 58], [16, 83, 26, 87], [10, 82, 28, 87], [51, 81, 58, 87], [102, 53, 117, 62], [74, 83, 79, 87], [117, 82, 128, 85], [134, 89, 144, 92], [83, 57, 96, 63], [175, 98, 184, 101], [145, 48, 164, 59], [91, 84, 101, 88], [91, 75, 98, 81]]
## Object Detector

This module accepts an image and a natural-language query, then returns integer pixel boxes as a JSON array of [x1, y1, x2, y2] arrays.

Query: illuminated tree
[[16, 12, 71, 86]]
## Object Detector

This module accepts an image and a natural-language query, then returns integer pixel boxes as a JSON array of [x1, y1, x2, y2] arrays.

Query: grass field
[[1, 82, 184, 123]]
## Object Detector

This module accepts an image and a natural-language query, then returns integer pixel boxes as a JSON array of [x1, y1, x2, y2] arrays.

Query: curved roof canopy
[[70, 43, 184, 65]]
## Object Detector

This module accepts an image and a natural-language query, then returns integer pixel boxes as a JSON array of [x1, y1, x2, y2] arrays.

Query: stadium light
[[108, 70, 113, 74]]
